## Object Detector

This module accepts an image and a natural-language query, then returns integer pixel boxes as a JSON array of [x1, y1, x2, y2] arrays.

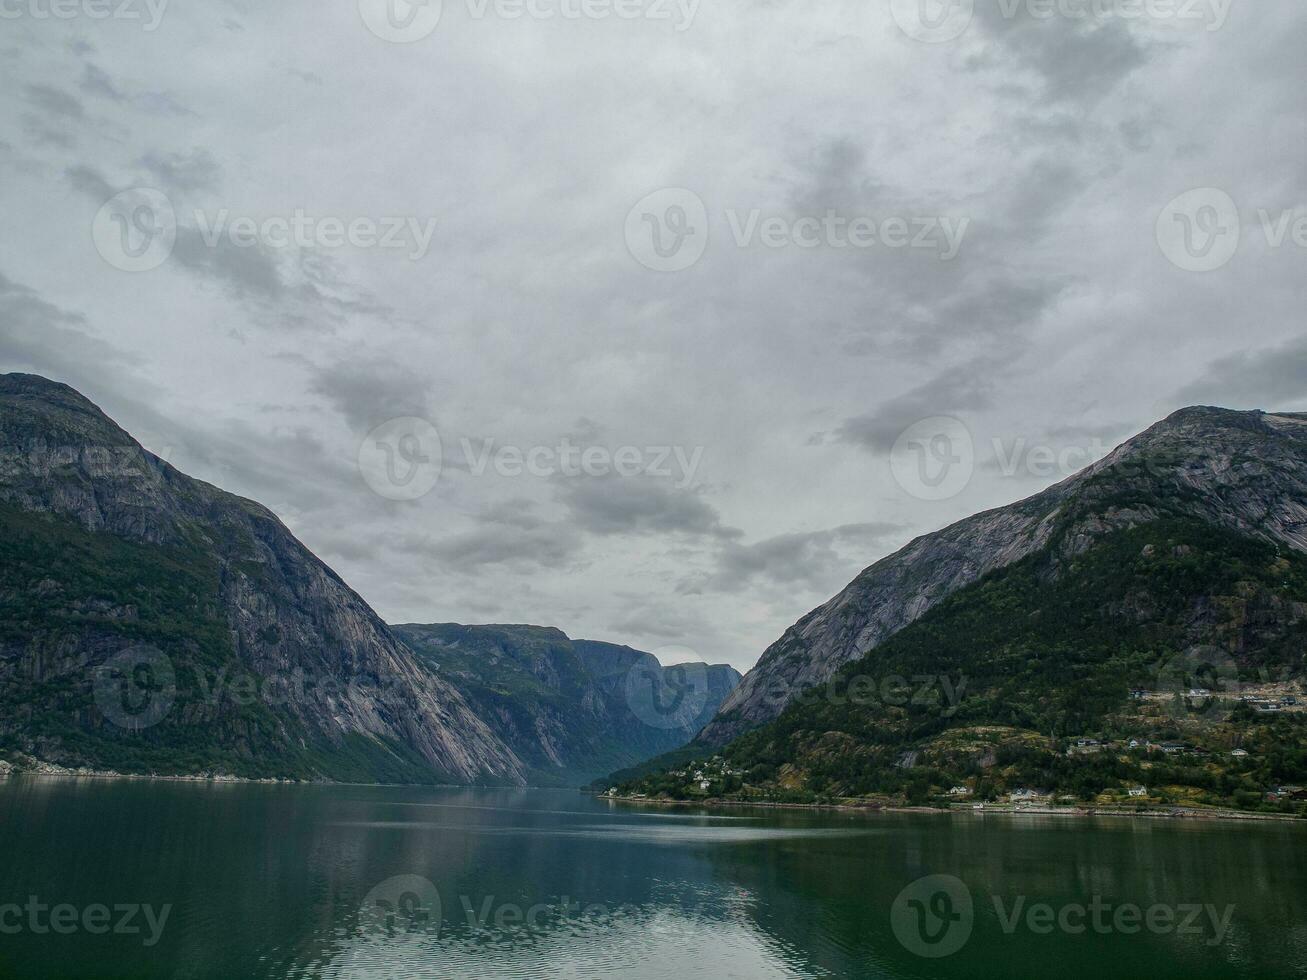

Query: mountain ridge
[[697, 405, 1307, 746], [0, 372, 528, 783], [394, 621, 740, 785]]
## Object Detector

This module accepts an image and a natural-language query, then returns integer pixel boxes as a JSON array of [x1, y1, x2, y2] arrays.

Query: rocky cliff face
[[394, 623, 740, 785], [699, 407, 1307, 745], [0, 373, 526, 783]]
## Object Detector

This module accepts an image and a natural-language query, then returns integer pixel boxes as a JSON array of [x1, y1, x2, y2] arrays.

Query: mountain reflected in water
[[0, 780, 1303, 979]]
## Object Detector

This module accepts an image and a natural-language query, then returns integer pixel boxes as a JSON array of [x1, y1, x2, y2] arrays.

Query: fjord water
[[0, 780, 1303, 979]]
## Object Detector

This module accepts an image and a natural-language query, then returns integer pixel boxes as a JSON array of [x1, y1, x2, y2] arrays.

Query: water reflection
[[0, 780, 1304, 979]]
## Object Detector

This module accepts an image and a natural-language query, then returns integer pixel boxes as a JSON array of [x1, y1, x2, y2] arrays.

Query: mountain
[[0, 373, 526, 784], [701, 407, 1307, 745], [393, 623, 740, 785], [620, 408, 1307, 811]]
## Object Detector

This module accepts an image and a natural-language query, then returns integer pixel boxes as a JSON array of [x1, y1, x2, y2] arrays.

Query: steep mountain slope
[[617, 408, 1307, 811], [0, 373, 526, 783], [699, 407, 1307, 746], [394, 623, 740, 785]]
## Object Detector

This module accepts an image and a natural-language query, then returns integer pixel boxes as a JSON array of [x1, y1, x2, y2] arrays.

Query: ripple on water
[[314, 896, 831, 980]]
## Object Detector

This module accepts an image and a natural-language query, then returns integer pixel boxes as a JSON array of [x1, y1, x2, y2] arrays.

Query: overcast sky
[[2, 1, 1304, 670]]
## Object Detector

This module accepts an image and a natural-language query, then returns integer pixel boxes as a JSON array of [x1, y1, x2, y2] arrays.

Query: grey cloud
[[65, 164, 116, 201], [25, 84, 85, 120], [79, 64, 125, 103], [0, 271, 127, 390], [968, 4, 1151, 104], [555, 476, 736, 539], [21, 114, 77, 149], [836, 361, 998, 453], [701, 522, 906, 594], [170, 226, 286, 300], [399, 522, 584, 571], [1178, 338, 1307, 410], [307, 356, 434, 432], [139, 148, 222, 193]]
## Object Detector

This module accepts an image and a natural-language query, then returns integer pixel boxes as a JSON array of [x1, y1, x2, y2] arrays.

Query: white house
[[1128, 787, 1147, 797]]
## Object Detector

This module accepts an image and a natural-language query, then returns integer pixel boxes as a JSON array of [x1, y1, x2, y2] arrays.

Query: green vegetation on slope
[[617, 517, 1307, 815], [0, 503, 435, 782]]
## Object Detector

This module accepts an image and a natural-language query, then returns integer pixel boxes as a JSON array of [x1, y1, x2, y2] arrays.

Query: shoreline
[[600, 794, 1307, 825]]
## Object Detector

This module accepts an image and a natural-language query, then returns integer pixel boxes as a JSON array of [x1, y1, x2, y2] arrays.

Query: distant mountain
[[0, 373, 525, 783], [621, 408, 1307, 811], [394, 623, 740, 785]]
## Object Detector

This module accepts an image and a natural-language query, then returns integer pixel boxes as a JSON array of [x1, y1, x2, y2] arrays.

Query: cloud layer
[[1, 1, 1303, 669]]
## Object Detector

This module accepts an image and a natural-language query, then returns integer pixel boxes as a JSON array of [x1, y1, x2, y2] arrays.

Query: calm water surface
[[0, 778, 1304, 979]]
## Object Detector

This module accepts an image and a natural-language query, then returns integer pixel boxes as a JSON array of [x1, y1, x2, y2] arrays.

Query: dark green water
[[0, 778, 1303, 979]]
